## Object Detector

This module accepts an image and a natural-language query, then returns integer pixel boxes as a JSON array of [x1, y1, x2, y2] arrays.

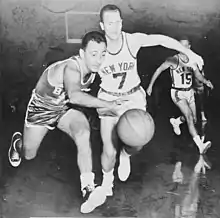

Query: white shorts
[[97, 86, 147, 119], [171, 88, 195, 105]]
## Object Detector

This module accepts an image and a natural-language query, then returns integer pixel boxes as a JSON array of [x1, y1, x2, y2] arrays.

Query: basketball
[[117, 109, 155, 147]]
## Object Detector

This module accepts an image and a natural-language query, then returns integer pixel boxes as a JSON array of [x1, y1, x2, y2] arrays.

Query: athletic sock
[[102, 169, 114, 188], [193, 135, 202, 150], [176, 117, 183, 125], [80, 172, 95, 191]]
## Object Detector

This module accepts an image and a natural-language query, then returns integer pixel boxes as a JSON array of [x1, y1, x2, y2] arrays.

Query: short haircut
[[81, 31, 107, 50], [178, 35, 191, 43], [100, 4, 122, 22]]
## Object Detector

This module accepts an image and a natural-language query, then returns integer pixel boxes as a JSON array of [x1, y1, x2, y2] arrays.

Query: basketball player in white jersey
[[97, 4, 206, 198], [147, 37, 213, 154], [7, 31, 122, 214]]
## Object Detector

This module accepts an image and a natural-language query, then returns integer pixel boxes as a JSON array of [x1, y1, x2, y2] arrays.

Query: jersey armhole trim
[[125, 32, 136, 59], [170, 55, 179, 71]]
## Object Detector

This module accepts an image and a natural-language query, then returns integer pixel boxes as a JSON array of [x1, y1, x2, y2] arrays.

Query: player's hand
[[194, 155, 211, 174], [97, 99, 127, 117], [97, 107, 118, 116], [146, 86, 152, 96], [205, 80, 214, 90]]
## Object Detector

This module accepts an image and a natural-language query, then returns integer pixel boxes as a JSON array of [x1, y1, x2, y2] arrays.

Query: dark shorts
[[25, 90, 69, 130]]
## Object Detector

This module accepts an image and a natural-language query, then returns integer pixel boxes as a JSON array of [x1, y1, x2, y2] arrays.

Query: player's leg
[[170, 90, 197, 135], [196, 86, 207, 121], [175, 99, 211, 154], [8, 92, 50, 167], [100, 117, 118, 195], [8, 125, 49, 167], [189, 89, 206, 142], [57, 109, 106, 213], [117, 87, 147, 181], [188, 89, 197, 124], [97, 90, 120, 194], [170, 89, 186, 135]]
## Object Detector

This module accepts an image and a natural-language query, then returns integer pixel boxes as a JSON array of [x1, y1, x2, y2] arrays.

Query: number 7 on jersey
[[113, 72, 127, 89]]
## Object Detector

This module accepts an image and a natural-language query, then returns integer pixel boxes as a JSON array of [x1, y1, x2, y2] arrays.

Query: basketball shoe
[[170, 118, 181, 135], [199, 141, 211, 154], [80, 185, 107, 213], [118, 148, 131, 182], [8, 132, 22, 167]]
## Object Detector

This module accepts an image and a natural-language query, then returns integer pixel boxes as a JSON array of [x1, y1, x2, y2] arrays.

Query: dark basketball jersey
[[35, 56, 95, 105]]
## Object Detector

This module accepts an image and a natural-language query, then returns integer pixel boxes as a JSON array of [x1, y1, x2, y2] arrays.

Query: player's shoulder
[[166, 55, 179, 68], [167, 54, 178, 61], [123, 32, 144, 54], [62, 57, 81, 79], [65, 57, 80, 71]]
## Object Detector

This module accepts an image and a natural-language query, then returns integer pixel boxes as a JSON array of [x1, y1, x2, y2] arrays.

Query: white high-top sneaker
[[118, 149, 131, 182], [80, 185, 107, 214], [170, 118, 181, 135]]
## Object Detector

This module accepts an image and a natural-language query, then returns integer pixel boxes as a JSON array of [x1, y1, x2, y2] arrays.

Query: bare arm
[[193, 65, 213, 89], [132, 33, 204, 70], [63, 62, 114, 108], [146, 59, 172, 95]]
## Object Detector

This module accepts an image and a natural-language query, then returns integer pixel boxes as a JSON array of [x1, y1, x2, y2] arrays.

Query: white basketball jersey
[[170, 55, 194, 89], [99, 32, 140, 93]]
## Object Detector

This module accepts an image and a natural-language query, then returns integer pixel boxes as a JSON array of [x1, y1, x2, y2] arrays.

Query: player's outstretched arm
[[63, 62, 115, 109], [133, 33, 204, 70], [146, 60, 171, 96]]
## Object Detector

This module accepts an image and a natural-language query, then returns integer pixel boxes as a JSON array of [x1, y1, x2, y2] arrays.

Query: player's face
[[100, 10, 122, 40], [180, 40, 191, 49], [82, 40, 106, 72]]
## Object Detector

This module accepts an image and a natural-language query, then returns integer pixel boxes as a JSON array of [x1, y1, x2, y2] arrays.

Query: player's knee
[[75, 128, 90, 139]]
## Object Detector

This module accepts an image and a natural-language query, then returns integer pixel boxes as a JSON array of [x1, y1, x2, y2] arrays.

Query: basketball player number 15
[[113, 72, 127, 89], [181, 72, 192, 85]]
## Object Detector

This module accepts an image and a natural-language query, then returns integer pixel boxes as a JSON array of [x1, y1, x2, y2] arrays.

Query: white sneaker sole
[[170, 118, 181, 135], [80, 186, 107, 214], [8, 132, 22, 167], [118, 154, 131, 182]]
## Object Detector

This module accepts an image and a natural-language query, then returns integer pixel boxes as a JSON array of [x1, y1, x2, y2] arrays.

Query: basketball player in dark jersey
[[193, 69, 208, 122], [8, 31, 122, 214]]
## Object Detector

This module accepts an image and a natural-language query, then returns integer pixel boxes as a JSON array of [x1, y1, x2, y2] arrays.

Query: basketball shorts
[[25, 90, 69, 130], [97, 86, 147, 118], [171, 88, 195, 105]]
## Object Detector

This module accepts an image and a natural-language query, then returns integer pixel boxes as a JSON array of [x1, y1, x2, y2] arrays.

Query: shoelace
[[82, 184, 97, 198]]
